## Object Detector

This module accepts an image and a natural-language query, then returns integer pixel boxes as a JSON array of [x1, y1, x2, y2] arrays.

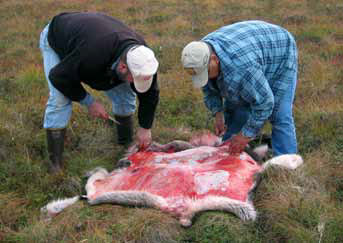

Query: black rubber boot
[[114, 115, 134, 145], [46, 128, 66, 174]]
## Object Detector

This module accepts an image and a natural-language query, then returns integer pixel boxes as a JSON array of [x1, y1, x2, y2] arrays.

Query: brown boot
[[46, 128, 66, 174], [114, 115, 134, 146]]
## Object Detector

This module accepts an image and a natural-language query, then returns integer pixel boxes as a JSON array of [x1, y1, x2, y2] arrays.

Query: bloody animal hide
[[42, 133, 303, 226]]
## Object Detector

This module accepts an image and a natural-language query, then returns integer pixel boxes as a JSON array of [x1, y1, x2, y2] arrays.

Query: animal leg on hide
[[148, 141, 195, 152], [117, 141, 195, 168], [178, 196, 257, 227], [143, 141, 194, 152], [85, 168, 109, 197], [263, 154, 303, 170], [244, 146, 262, 163], [41, 196, 80, 221]]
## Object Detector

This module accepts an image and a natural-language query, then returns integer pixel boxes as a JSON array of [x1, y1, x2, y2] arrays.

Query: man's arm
[[49, 50, 111, 120], [202, 82, 226, 135], [239, 66, 275, 138], [48, 48, 88, 102], [134, 73, 160, 129], [202, 82, 223, 116]]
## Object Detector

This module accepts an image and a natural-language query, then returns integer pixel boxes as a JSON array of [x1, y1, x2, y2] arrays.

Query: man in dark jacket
[[39, 12, 159, 173]]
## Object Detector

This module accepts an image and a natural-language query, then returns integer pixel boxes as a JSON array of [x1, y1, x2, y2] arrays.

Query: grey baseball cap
[[181, 41, 210, 88]]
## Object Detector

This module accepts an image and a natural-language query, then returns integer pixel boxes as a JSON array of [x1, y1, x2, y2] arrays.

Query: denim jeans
[[39, 24, 136, 129], [222, 71, 297, 156]]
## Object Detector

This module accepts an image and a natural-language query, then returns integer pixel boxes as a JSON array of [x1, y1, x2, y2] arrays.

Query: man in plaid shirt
[[181, 21, 298, 156]]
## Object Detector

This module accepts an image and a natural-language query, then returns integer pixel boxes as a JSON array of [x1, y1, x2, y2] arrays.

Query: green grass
[[1, 0, 343, 242]]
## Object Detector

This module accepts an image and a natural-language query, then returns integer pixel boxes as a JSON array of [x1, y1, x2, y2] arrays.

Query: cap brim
[[191, 68, 208, 88], [133, 75, 153, 93]]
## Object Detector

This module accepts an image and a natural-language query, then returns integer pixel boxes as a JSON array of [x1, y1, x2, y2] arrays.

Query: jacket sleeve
[[202, 82, 223, 116], [239, 66, 274, 138], [48, 47, 87, 102], [134, 73, 160, 129]]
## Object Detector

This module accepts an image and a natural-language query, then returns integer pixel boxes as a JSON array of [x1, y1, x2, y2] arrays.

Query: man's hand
[[136, 127, 152, 150], [228, 133, 251, 155], [88, 100, 109, 120], [215, 112, 226, 136]]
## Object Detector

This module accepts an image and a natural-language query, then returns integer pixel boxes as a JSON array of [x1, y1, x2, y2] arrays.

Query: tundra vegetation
[[1, 0, 343, 242]]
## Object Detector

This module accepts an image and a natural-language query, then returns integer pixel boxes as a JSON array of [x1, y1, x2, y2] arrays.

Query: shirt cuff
[[241, 126, 257, 139], [79, 93, 94, 107]]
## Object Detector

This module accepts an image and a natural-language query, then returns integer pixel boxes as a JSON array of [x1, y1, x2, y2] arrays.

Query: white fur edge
[[40, 196, 80, 221], [262, 154, 303, 171], [40, 167, 109, 221], [252, 145, 269, 159], [87, 191, 256, 227], [180, 196, 256, 227], [85, 167, 109, 197], [88, 191, 168, 208]]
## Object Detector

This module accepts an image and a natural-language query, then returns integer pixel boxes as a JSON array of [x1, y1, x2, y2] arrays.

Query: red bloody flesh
[[89, 143, 262, 207]]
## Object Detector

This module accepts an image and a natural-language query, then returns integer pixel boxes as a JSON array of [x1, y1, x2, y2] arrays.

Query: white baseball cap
[[127, 45, 159, 93], [181, 41, 210, 88]]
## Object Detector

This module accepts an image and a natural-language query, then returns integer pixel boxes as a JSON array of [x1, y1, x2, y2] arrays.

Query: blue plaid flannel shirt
[[202, 20, 297, 138]]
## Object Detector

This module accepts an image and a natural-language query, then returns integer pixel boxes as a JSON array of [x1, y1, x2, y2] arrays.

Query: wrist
[[240, 130, 254, 140], [212, 108, 223, 117], [215, 111, 223, 118], [138, 127, 150, 132], [237, 132, 252, 142]]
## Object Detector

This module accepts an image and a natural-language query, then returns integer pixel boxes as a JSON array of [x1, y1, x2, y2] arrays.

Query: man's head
[[118, 45, 159, 93], [181, 41, 220, 88]]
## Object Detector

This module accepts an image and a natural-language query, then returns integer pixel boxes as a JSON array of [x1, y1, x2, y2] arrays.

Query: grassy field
[[1, 0, 343, 242]]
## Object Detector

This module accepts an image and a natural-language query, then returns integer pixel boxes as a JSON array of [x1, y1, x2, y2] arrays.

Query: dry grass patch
[[0, 193, 32, 241], [7, 204, 184, 243], [255, 165, 331, 242]]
